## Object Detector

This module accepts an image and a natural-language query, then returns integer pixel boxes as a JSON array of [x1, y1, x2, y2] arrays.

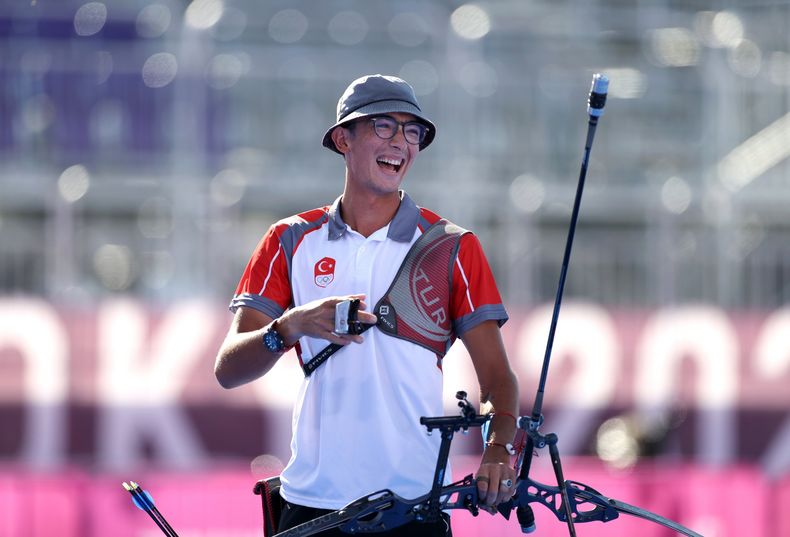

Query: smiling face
[[332, 112, 420, 198]]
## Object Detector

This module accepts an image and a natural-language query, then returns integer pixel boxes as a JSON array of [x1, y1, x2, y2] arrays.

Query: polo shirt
[[230, 191, 508, 509]]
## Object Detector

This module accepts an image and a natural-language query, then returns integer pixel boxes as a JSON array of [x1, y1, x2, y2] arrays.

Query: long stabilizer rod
[[529, 73, 609, 422]]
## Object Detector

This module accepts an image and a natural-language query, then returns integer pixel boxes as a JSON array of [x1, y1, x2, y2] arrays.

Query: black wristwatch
[[263, 321, 287, 353]]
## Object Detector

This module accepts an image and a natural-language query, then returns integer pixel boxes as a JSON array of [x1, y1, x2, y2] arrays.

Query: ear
[[331, 126, 351, 155]]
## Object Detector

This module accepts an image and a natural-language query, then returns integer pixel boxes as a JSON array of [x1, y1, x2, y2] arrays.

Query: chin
[[369, 179, 402, 196]]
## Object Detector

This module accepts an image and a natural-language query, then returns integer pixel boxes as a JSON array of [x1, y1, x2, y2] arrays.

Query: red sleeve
[[450, 233, 508, 335], [229, 224, 292, 318]]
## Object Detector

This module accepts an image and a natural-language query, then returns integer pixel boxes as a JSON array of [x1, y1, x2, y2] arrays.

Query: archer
[[214, 74, 520, 536]]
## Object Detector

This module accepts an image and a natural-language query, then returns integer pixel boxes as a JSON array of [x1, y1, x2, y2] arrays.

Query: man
[[215, 74, 519, 536]]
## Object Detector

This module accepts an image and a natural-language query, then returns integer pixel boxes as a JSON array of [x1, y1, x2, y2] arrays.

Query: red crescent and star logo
[[314, 257, 336, 288]]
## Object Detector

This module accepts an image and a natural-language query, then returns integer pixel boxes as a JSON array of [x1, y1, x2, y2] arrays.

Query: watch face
[[264, 329, 284, 352]]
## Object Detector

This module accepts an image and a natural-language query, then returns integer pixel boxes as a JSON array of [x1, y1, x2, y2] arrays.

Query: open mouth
[[376, 157, 404, 173]]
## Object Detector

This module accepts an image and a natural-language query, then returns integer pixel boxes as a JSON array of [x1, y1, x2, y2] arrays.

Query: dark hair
[[343, 120, 360, 134]]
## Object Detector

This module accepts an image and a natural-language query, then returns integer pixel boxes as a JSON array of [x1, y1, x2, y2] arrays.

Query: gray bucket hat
[[322, 74, 436, 155]]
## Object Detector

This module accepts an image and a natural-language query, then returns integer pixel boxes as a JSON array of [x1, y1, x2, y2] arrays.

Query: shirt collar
[[327, 191, 419, 243]]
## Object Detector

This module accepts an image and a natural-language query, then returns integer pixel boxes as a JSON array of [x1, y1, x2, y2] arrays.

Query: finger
[[486, 491, 498, 506], [350, 297, 376, 320], [345, 294, 367, 307], [475, 475, 490, 504], [497, 478, 514, 504], [480, 476, 499, 506], [324, 330, 353, 346], [358, 312, 378, 324], [506, 476, 518, 501], [480, 504, 497, 515], [322, 295, 359, 311]]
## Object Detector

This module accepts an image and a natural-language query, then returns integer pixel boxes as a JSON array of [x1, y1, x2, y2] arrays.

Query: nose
[[389, 124, 408, 148]]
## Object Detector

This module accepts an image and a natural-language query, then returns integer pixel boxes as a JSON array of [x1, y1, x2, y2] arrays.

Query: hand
[[280, 294, 377, 347], [475, 449, 517, 512]]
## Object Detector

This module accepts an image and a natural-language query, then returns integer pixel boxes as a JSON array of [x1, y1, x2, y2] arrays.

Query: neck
[[340, 188, 401, 238]]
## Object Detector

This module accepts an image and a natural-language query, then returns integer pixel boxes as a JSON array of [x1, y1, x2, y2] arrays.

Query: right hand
[[280, 294, 377, 346]]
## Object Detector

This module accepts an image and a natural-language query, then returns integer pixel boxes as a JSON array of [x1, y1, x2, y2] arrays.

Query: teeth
[[377, 158, 402, 166]]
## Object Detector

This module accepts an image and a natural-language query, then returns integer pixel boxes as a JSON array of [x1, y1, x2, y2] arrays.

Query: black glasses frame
[[366, 115, 429, 145]]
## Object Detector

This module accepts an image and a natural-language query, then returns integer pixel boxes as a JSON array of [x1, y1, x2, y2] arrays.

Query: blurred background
[[1, 0, 789, 535]]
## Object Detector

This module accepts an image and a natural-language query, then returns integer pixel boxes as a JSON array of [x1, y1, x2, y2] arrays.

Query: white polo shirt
[[230, 191, 507, 509]]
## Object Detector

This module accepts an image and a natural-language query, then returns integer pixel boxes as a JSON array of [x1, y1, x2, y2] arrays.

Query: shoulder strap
[[301, 219, 467, 377]]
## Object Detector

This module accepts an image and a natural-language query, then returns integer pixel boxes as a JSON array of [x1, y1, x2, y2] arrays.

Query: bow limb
[[272, 476, 481, 537], [602, 496, 703, 537], [272, 489, 402, 537], [508, 478, 703, 537]]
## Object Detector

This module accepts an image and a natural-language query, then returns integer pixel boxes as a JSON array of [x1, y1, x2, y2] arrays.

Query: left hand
[[475, 448, 517, 511]]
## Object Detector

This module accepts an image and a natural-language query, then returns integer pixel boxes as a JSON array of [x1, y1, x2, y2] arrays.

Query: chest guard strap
[[301, 219, 468, 377]]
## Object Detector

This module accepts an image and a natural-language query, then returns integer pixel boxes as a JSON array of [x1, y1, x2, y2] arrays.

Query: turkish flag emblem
[[314, 257, 336, 288]]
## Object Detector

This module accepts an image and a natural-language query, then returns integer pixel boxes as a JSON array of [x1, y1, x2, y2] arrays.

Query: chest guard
[[374, 219, 468, 356], [301, 219, 468, 377]]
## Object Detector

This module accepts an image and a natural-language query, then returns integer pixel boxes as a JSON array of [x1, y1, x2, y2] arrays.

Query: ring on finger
[[476, 476, 490, 484], [500, 478, 513, 488]]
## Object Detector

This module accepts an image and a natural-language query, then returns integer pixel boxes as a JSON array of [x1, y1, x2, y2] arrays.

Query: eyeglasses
[[367, 116, 429, 145]]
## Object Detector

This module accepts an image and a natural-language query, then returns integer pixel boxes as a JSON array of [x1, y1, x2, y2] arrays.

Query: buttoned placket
[[349, 226, 388, 294]]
